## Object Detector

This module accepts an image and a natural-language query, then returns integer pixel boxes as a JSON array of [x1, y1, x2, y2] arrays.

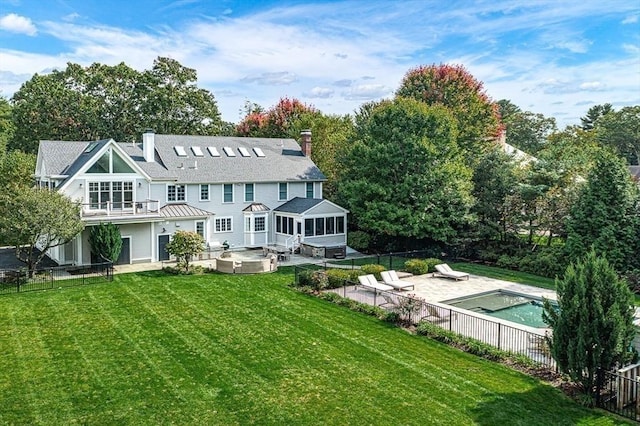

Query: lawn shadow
[[470, 385, 628, 425]]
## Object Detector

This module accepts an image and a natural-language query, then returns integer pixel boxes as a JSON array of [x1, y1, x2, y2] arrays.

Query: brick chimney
[[142, 129, 155, 162], [301, 129, 312, 158]]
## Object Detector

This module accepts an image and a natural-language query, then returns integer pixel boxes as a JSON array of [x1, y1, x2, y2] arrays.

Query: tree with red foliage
[[236, 97, 317, 138], [396, 64, 501, 163]]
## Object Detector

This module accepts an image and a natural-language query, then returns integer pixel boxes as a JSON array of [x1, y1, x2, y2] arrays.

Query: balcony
[[81, 200, 161, 221]]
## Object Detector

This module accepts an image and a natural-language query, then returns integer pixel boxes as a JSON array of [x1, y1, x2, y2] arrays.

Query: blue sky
[[0, 0, 638, 127]]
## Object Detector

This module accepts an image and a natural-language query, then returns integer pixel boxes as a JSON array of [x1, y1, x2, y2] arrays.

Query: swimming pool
[[444, 290, 553, 328]]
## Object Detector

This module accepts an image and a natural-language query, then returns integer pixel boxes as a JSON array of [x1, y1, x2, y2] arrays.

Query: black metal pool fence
[[0, 261, 114, 295], [294, 260, 640, 422]]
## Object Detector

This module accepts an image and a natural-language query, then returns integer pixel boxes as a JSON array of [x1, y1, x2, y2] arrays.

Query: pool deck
[[399, 273, 557, 304]]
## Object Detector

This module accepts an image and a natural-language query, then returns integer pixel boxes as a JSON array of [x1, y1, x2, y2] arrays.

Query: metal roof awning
[[160, 203, 213, 219]]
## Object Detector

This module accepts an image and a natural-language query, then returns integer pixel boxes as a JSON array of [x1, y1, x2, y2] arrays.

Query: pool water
[[445, 291, 552, 328]]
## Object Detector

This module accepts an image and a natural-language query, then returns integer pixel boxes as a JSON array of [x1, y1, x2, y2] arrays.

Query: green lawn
[[0, 270, 628, 425], [450, 262, 558, 290]]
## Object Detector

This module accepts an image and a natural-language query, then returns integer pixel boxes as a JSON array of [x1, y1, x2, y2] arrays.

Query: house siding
[[35, 134, 348, 265]]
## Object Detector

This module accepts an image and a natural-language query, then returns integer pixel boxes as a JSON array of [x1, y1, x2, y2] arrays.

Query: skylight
[[84, 142, 99, 153], [223, 147, 236, 157], [174, 146, 187, 157], [207, 147, 220, 157], [191, 146, 204, 157], [253, 147, 265, 158], [238, 147, 251, 157]]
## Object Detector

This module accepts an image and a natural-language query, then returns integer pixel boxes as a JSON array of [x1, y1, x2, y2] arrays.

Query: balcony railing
[[81, 200, 160, 219]]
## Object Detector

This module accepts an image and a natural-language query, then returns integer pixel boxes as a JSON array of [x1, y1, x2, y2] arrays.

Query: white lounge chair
[[434, 263, 469, 281], [380, 270, 415, 291], [357, 274, 393, 293]]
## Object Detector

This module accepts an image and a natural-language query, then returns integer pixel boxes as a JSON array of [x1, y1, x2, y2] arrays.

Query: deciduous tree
[[396, 64, 501, 163], [165, 230, 204, 272], [543, 251, 636, 403], [337, 98, 473, 250], [497, 99, 556, 155], [10, 57, 223, 153], [594, 106, 640, 165], [0, 188, 83, 272], [0, 98, 14, 154]]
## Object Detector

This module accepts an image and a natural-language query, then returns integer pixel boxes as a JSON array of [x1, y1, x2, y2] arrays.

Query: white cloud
[[241, 71, 298, 85], [579, 81, 605, 91], [0, 13, 37, 36], [62, 13, 81, 22], [342, 84, 392, 101], [304, 86, 334, 99], [623, 43, 640, 54], [622, 14, 638, 24]]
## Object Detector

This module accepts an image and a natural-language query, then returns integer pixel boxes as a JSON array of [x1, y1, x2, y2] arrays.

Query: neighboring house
[[34, 130, 348, 265]]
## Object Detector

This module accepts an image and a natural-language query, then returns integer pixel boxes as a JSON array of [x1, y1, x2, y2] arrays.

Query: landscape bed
[[0, 270, 627, 425]]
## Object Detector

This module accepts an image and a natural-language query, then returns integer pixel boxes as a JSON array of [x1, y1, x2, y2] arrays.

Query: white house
[[34, 130, 349, 265]]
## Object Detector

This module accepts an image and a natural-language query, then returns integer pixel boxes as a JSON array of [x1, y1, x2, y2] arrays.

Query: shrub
[[162, 265, 204, 275], [404, 259, 429, 275], [295, 269, 329, 290], [404, 258, 442, 275], [416, 321, 522, 363], [496, 254, 519, 270], [517, 246, 568, 279], [387, 294, 425, 325], [360, 264, 386, 280], [325, 268, 360, 288], [296, 270, 315, 287], [347, 230, 371, 251]]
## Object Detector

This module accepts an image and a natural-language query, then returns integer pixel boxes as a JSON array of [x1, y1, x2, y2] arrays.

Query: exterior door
[[116, 237, 131, 265], [158, 235, 170, 261]]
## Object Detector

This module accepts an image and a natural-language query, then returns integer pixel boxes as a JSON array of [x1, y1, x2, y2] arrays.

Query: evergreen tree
[[565, 149, 640, 273], [89, 222, 122, 263], [543, 251, 636, 402]]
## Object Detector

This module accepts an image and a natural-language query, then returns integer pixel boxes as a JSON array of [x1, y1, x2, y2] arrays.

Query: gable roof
[[274, 197, 324, 214], [140, 134, 325, 184], [36, 134, 327, 185], [274, 197, 348, 215]]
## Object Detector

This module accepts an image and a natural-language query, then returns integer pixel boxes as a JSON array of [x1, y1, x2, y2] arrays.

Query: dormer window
[[223, 147, 236, 157], [174, 146, 187, 157], [87, 148, 135, 174], [191, 146, 204, 157]]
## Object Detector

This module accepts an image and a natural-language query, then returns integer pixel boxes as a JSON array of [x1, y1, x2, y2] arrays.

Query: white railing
[[81, 200, 160, 219], [285, 234, 301, 252]]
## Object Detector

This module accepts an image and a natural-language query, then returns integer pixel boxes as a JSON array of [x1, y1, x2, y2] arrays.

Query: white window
[[200, 184, 209, 201], [174, 146, 187, 157], [278, 182, 288, 201], [238, 147, 251, 157], [88, 181, 133, 210], [191, 146, 204, 157], [215, 217, 232, 232], [223, 184, 233, 203], [244, 183, 254, 202], [253, 147, 265, 157], [207, 147, 220, 157], [255, 216, 266, 232], [223, 147, 236, 157], [168, 184, 186, 202], [195, 220, 205, 239]]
